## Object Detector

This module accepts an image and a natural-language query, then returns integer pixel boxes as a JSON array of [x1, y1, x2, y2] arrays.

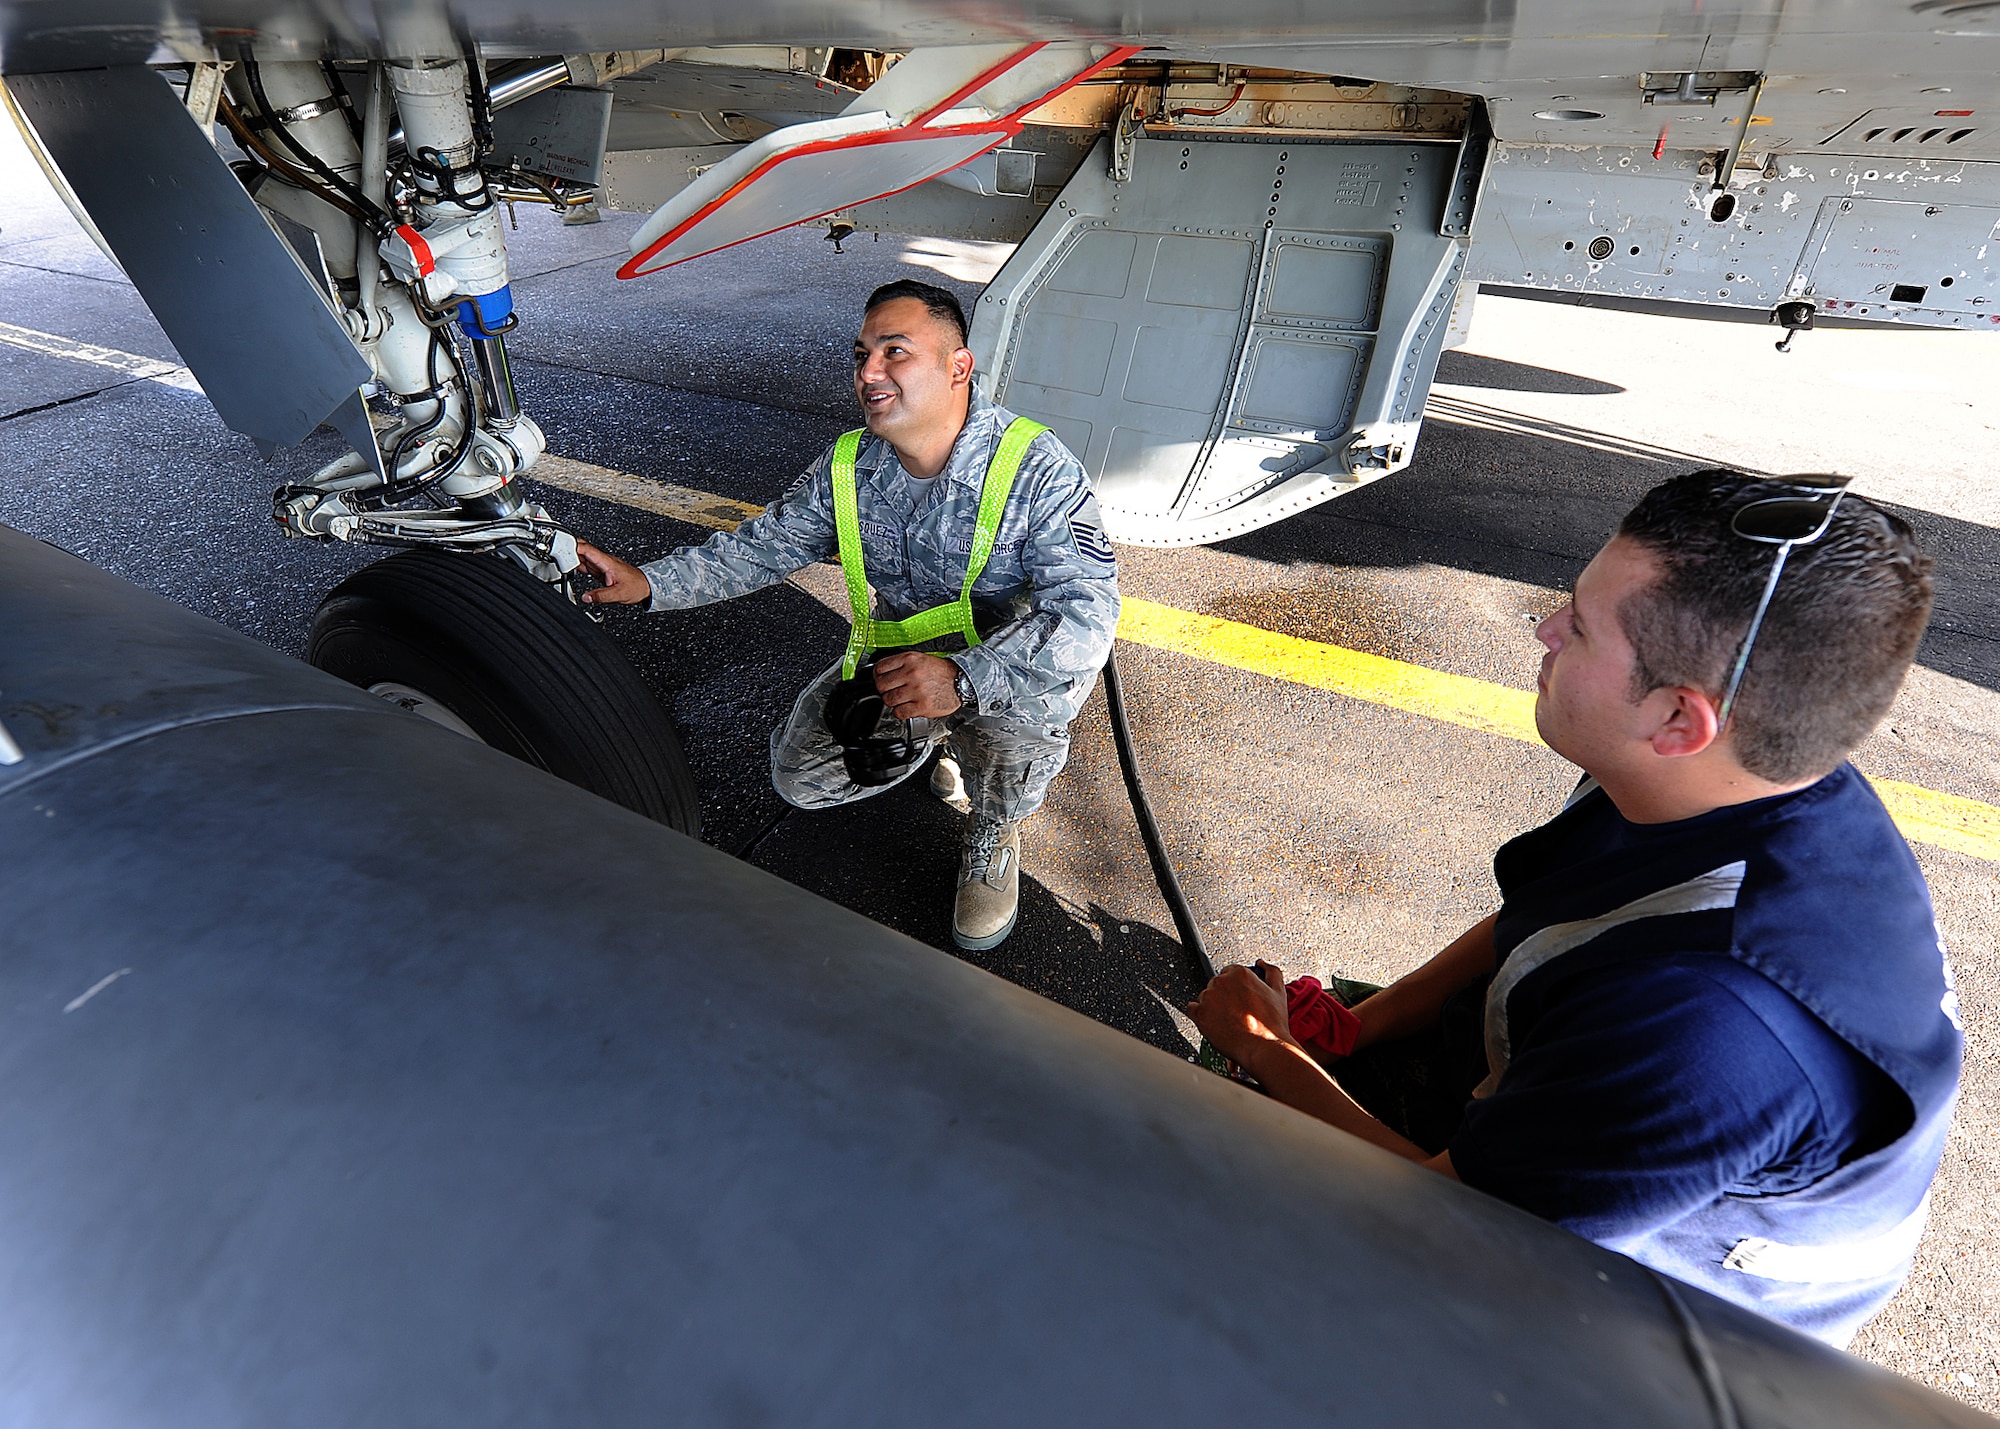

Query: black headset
[[822, 657, 936, 787]]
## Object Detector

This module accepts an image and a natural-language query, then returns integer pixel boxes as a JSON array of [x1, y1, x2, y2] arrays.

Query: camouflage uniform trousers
[[770, 658, 1074, 825]]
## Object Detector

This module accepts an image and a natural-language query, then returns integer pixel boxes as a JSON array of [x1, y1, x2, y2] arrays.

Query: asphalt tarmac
[[3, 118, 1999, 1409]]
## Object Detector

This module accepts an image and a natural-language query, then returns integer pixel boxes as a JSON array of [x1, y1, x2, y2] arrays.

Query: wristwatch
[[951, 665, 977, 714]]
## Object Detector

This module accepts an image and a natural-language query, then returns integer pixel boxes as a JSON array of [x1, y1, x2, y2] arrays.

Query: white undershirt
[[889, 462, 941, 511]]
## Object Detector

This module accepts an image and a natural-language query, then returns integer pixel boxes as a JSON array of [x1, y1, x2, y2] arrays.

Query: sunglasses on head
[[1715, 474, 1852, 728]]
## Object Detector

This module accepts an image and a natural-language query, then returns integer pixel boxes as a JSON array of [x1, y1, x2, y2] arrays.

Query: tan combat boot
[[953, 818, 1020, 951]]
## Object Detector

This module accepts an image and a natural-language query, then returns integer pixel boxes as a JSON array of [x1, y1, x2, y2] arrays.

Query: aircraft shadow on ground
[[1218, 413, 2000, 697], [743, 766, 1203, 1057], [1433, 351, 1626, 396], [601, 569, 1212, 1055]]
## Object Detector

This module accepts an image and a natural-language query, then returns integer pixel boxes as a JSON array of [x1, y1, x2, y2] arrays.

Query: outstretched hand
[[1186, 961, 1300, 1074], [575, 541, 652, 605], [872, 652, 964, 720], [1189, 962, 1454, 1173]]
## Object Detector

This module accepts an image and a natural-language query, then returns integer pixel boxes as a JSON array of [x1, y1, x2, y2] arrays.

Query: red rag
[[1285, 975, 1362, 1058]]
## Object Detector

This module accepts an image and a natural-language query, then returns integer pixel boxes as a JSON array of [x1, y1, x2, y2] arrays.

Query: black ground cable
[[1106, 649, 1265, 1083], [730, 806, 792, 862], [1102, 645, 1215, 984]]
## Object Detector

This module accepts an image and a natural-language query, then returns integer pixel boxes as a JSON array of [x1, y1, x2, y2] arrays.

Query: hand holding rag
[[1284, 975, 1361, 1059]]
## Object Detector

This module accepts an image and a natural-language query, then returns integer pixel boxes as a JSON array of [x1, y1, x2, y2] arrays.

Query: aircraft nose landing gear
[[212, 23, 700, 830]]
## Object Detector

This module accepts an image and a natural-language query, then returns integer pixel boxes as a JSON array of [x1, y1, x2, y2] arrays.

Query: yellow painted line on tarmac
[[532, 459, 2000, 864], [1873, 783, 2000, 863], [1115, 596, 2000, 863], [1116, 596, 1541, 743], [533, 454, 763, 530]]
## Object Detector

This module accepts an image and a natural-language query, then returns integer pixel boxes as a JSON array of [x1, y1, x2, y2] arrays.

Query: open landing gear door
[[4, 68, 373, 460], [970, 134, 1474, 547], [618, 43, 1136, 277]]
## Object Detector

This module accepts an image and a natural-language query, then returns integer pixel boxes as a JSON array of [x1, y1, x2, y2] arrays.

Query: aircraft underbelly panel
[[1796, 198, 2000, 320], [973, 135, 1467, 547], [1469, 145, 2000, 330]]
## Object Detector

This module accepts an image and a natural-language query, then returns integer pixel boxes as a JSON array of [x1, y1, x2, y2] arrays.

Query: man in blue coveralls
[[1189, 469, 1960, 1346]]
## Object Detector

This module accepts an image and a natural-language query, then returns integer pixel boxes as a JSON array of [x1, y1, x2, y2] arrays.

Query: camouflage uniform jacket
[[640, 393, 1120, 726]]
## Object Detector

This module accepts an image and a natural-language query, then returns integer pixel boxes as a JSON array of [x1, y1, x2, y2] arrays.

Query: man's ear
[[1649, 685, 1722, 759], [950, 345, 975, 387]]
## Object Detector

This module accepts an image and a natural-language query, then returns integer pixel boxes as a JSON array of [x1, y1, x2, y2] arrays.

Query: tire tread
[[308, 551, 701, 834]]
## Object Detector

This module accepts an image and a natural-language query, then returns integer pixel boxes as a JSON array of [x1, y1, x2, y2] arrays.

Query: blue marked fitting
[[455, 284, 515, 338]]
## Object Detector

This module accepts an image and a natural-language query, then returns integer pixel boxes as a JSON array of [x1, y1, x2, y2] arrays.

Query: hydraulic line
[[1101, 646, 1214, 983], [356, 64, 391, 316], [493, 170, 596, 208], [217, 94, 376, 228], [319, 59, 367, 144], [466, 47, 494, 153], [379, 334, 452, 485], [1170, 81, 1247, 119], [369, 326, 479, 507], [239, 55, 390, 232]]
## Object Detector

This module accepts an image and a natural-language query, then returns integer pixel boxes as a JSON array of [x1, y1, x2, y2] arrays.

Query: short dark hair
[[864, 279, 968, 346], [1613, 469, 1934, 784]]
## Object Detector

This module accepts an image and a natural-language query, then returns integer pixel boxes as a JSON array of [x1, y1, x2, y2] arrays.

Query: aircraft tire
[[307, 549, 703, 836]]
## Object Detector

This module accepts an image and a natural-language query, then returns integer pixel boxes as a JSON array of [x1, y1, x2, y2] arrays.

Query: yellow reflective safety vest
[[831, 416, 1048, 680]]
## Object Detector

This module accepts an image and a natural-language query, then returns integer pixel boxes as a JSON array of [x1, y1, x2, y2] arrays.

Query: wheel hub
[[366, 681, 487, 743]]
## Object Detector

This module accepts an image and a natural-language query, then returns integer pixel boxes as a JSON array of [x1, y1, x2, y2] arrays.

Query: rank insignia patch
[[1067, 493, 1116, 566]]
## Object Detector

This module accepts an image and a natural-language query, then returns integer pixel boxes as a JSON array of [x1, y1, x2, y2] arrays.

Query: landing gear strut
[[222, 24, 574, 578]]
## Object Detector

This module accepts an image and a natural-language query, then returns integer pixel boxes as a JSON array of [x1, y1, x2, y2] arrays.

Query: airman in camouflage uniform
[[577, 279, 1119, 951]]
